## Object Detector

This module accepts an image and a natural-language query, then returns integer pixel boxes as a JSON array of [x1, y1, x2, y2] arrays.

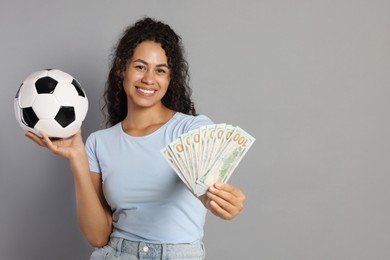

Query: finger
[[209, 183, 245, 208], [208, 199, 234, 220], [40, 131, 59, 153], [207, 189, 239, 217], [71, 129, 83, 143], [215, 182, 245, 198], [74, 128, 82, 137], [208, 183, 246, 218], [25, 131, 46, 147]]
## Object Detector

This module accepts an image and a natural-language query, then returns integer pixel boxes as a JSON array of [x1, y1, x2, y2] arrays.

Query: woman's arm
[[71, 157, 113, 247], [25, 130, 112, 247]]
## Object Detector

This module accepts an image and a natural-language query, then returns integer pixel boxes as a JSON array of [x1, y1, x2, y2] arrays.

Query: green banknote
[[161, 124, 255, 196]]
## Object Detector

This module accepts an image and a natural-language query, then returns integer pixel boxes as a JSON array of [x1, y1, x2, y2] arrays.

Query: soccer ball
[[14, 69, 88, 139]]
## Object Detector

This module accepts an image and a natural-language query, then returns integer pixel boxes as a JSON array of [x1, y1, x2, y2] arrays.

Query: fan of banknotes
[[161, 124, 255, 196]]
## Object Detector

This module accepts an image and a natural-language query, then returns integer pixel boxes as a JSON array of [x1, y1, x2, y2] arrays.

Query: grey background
[[1, 0, 389, 259]]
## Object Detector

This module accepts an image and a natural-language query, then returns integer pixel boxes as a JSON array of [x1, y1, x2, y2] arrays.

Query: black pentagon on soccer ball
[[22, 107, 39, 128], [35, 76, 58, 94], [55, 106, 75, 128], [71, 79, 85, 97]]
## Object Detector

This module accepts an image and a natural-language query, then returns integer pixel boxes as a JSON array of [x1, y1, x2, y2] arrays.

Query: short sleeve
[[85, 133, 101, 173], [186, 114, 214, 132]]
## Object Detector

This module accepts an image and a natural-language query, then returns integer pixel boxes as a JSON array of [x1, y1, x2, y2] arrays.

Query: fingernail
[[214, 182, 223, 189]]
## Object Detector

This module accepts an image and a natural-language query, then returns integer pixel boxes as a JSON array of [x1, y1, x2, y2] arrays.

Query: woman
[[26, 17, 245, 260]]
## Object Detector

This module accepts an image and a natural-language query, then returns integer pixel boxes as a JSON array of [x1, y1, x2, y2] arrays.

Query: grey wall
[[1, 1, 389, 259]]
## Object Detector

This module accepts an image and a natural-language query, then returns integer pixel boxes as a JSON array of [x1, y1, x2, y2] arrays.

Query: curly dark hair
[[102, 17, 197, 126]]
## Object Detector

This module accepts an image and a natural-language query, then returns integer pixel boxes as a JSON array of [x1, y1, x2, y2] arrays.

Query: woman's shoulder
[[171, 112, 214, 132], [86, 123, 121, 142]]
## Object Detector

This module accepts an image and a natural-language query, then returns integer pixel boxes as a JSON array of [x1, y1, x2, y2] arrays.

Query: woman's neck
[[122, 104, 175, 136]]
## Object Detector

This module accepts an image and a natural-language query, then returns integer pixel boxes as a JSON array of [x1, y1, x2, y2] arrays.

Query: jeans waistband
[[108, 237, 205, 259]]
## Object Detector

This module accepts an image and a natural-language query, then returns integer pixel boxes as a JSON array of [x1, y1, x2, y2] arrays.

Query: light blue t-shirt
[[85, 112, 213, 243]]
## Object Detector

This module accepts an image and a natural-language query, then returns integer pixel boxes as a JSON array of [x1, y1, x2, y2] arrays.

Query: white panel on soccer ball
[[22, 70, 49, 84], [32, 94, 61, 119], [23, 123, 39, 136], [14, 99, 22, 123], [52, 82, 79, 105], [18, 83, 38, 107], [48, 69, 73, 83], [61, 121, 82, 138], [13, 99, 34, 134], [35, 119, 81, 138], [73, 96, 89, 121]]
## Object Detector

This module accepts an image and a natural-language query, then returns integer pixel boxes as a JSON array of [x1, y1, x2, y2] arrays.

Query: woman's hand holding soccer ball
[[25, 130, 85, 161]]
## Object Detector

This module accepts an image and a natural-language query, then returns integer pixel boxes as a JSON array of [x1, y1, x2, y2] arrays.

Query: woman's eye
[[135, 65, 146, 71], [156, 69, 167, 74]]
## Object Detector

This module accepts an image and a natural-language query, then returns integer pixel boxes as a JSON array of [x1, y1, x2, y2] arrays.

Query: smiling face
[[122, 41, 171, 111]]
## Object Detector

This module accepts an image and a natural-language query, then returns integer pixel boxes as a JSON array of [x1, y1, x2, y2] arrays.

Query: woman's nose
[[141, 70, 155, 85]]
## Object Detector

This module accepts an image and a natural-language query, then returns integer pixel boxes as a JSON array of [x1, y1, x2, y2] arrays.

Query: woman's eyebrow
[[133, 59, 169, 68]]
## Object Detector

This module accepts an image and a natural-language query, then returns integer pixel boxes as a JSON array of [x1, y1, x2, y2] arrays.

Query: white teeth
[[137, 87, 155, 94]]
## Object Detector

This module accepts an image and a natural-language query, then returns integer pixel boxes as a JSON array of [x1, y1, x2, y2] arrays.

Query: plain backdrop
[[1, 1, 390, 259]]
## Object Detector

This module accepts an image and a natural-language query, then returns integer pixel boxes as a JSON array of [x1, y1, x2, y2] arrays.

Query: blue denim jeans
[[90, 237, 205, 260]]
